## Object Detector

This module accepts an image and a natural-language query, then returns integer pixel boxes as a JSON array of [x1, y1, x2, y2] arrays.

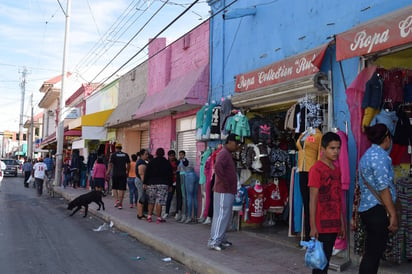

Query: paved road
[[0, 176, 192, 274]]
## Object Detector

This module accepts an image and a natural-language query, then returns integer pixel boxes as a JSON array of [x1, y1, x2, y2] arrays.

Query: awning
[[133, 65, 208, 120], [234, 44, 328, 93], [336, 5, 412, 61], [232, 44, 329, 109], [40, 129, 82, 147], [68, 109, 114, 130], [105, 94, 146, 128]]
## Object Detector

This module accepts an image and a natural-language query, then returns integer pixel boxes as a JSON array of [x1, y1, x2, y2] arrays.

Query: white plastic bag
[[27, 175, 35, 184]]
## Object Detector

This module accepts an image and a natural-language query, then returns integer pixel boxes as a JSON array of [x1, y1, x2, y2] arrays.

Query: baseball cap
[[226, 134, 241, 144]]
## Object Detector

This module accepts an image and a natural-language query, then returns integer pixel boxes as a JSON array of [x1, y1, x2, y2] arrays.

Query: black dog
[[67, 191, 105, 217]]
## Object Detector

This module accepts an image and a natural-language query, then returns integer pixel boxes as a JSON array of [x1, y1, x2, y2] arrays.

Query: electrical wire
[[77, 0, 149, 77], [89, 0, 202, 90], [89, 0, 169, 83], [89, 0, 238, 90], [74, 0, 143, 72]]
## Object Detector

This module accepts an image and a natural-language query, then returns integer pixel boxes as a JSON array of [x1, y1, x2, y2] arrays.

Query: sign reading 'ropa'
[[235, 45, 327, 93], [336, 5, 412, 61]]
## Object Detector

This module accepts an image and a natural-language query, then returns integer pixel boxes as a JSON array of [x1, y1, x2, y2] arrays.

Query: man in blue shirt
[[43, 154, 54, 179]]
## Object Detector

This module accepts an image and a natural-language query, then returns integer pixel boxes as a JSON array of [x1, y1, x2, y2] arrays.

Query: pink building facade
[[134, 20, 210, 170]]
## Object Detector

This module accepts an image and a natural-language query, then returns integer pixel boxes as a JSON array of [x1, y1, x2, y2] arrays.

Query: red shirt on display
[[263, 178, 288, 209], [247, 187, 265, 224], [308, 160, 342, 234]]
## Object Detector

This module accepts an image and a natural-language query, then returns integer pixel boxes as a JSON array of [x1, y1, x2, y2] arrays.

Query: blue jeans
[[63, 173, 71, 188], [127, 177, 138, 205], [185, 172, 199, 219]]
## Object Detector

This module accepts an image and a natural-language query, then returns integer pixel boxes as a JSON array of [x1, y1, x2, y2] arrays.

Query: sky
[[0, 0, 210, 133]]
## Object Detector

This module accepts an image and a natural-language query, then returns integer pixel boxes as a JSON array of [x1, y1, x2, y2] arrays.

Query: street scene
[[1, 1, 412, 274]]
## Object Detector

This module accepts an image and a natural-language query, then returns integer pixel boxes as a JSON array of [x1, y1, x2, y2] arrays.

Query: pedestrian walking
[[22, 158, 33, 188], [308, 132, 345, 274], [207, 134, 241, 251], [92, 156, 106, 192], [358, 124, 398, 274], [106, 143, 130, 210], [143, 148, 173, 224], [32, 157, 47, 196], [128, 154, 138, 208], [43, 153, 54, 179]]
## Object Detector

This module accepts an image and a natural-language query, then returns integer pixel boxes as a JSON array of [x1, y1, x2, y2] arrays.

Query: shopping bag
[[27, 175, 35, 184], [300, 238, 327, 270]]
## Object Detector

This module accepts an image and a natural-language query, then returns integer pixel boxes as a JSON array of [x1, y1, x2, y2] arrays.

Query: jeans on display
[[127, 177, 138, 205], [185, 171, 199, 219], [166, 185, 176, 214], [359, 204, 389, 274]]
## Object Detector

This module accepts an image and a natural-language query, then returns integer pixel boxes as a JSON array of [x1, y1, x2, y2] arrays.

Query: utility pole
[[55, 0, 71, 186], [18, 67, 28, 161], [27, 93, 34, 160]]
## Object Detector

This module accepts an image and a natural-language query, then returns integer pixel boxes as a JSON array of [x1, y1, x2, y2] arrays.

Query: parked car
[[1, 159, 19, 177]]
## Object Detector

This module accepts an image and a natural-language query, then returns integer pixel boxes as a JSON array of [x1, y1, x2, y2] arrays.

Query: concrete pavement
[[53, 186, 410, 274]]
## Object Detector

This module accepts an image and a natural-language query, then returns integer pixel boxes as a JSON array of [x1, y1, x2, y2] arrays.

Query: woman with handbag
[[358, 123, 398, 274]]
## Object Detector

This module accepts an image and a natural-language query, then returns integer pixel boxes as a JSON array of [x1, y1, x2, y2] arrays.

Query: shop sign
[[235, 45, 327, 93], [336, 5, 412, 61]]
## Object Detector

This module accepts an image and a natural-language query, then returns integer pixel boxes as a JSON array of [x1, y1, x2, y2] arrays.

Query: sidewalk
[[53, 186, 409, 274]]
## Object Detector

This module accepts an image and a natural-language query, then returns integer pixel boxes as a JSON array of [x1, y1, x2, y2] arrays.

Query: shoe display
[[118, 204, 123, 209], [129, 204, 133, 208], [184, 217, 192, 224], [147, 216, 152, 223], [198, 217, 205, 223], [157, 217, 166, 224], [162, 213, 169, 219], [174, 212, 181, 221], [203, 217, 211, 224]]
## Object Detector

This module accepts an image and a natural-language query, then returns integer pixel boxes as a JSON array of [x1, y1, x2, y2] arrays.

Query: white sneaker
[[174, 212, 181, 221], [162, 213, 169, 219], [203, 217, 211, 224], [178, 215, 186, 223]]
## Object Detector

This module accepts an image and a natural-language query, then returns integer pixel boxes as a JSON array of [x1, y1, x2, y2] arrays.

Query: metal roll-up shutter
[[140, 130, 149, 150], [177, 130, 197, 168]]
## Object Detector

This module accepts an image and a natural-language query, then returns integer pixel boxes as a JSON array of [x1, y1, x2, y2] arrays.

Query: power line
[[89, 0, 169, 83], [90, 0, 238, 90], [77, 0, 149, 78], [74, 0, 143, 72]]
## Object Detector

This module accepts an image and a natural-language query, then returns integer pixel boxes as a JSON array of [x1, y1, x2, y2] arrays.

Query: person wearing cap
[[207, 133, 241, 251], [32, 157, 48, 196], [106, 143, 130, 209]]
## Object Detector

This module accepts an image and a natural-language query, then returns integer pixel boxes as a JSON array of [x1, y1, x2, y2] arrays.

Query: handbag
[[360, 172, 402, 225], [300, 238, 328, 270]]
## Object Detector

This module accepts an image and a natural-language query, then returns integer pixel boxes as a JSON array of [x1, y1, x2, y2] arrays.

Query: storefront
[[335, 5, 412, 264]]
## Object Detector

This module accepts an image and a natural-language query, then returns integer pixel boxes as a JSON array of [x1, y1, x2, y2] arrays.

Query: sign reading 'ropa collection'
[[336, 5, 412, 61], [234, 45, 327, 93]]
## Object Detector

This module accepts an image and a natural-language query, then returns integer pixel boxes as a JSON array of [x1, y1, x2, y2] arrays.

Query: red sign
[[336, 5, 412, 61], [235, 45, 327, 93]]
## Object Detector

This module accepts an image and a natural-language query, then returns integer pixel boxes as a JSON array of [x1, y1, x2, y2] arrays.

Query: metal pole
[[28, 93, 34, 160], [55, 0, 71, 186], [18, 67, 27, 161]]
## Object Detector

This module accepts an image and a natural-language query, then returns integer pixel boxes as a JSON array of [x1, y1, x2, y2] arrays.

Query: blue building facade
[[207, 0, 412, 215]]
